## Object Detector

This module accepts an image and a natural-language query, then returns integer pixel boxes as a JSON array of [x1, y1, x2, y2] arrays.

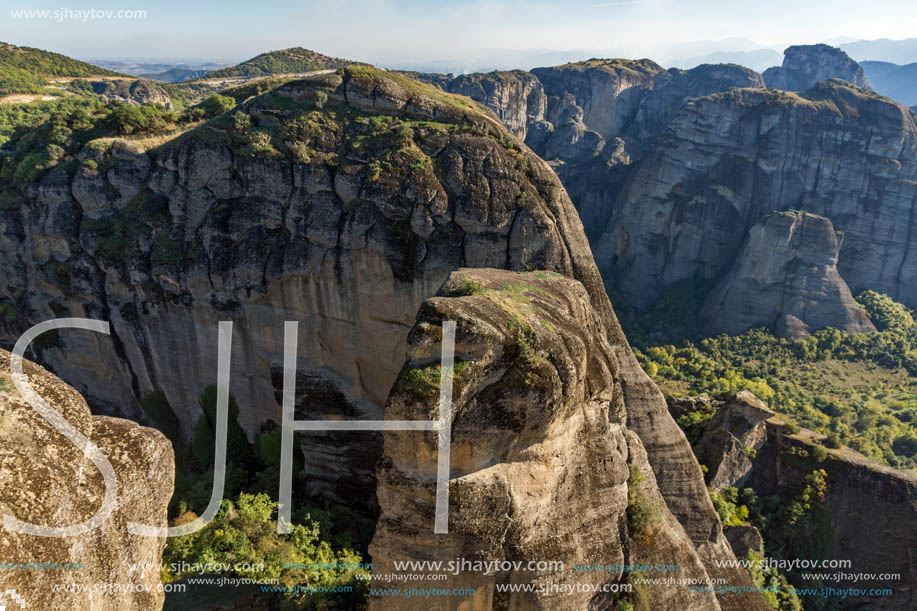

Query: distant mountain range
[[86, 59, 230, 77], [861, 60, 917, 106], [840, 38, 917, 64], [138, 67, 213, 83]]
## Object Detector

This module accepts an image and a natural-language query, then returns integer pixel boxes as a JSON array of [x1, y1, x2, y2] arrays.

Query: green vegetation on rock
[[631, 286, 917, 470], [204, 47, 353, 79], [0, 41, 121, 96], [626, 464, 662, 539]]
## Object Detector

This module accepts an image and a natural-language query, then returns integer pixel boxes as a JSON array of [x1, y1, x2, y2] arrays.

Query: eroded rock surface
[[370, 269, 725, 610], [0, 68, 769, 610], [700, 211, 875, 338], [763, 44, 871, 91], [596, 81, 917, 313], [694, 391, 917, 610], [0, 349, 174, 611], [420, 70, 547, 140], [87, 79, 174, 109]]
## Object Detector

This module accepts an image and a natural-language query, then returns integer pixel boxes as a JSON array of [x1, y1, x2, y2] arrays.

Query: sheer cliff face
[[0, 350, 174, 611], [0, 69, 767, 609], [1, 67, 589, 506], [695, 392, 917, 611], [432, 62, 764, 236], [370, 269, 720, 610], [443, 71, 546, 140], [532, 59, 663, 145], [763, 44, 871, 92], [700, 211, 876, 338], [595, 82, 917, 314]]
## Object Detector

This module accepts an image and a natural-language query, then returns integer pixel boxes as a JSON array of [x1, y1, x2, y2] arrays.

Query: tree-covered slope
[[0, 41, 123, 96], [203, 47, 354, 78]]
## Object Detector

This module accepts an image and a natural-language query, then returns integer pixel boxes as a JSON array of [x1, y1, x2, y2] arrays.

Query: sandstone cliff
[[424, 61, 763, 237], [0, 349, 174, 611], [700, 211, 876, 338], [371, 269, 730, 610], [684, 392, 916, 610], [763, 44, 871, 91], [432, 70, 546, 140], [595, 81, 917, 313], [0, 68, 768, 609]]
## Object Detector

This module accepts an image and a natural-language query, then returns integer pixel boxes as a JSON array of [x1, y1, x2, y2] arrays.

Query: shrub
[[627, 464, 662, 538], [314, 90, 328, 109], [231, 110, 252, 132], [812, 444, 828, 462], [162, 493, 369, 607], [823, 432, 841, 449], [203, 94, 236, 117]]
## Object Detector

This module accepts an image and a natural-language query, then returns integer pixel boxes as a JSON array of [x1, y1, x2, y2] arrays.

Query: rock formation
[[595, 81, 917, 313], [420, 61, 764, 236], [700, 211, 876, 338], [428, 70, 546, 140], [0, 68, 770, 609], [689, 391, 917, 611], [532, 59, 662, 146], [693, 391, 775, 490], [0, 349, 174, 611], [370, 269, 739, 610], [763, 44, 871, 91], [86, 78, 174, 109]]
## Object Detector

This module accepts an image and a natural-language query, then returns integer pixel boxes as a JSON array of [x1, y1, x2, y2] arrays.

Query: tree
[[162, 493, 369, 608], [231, 110, 251, 132], [203, 94, 236, 117]]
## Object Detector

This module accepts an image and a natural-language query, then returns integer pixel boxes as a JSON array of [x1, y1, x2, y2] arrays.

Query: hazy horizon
[[3, 0, 917, 71]]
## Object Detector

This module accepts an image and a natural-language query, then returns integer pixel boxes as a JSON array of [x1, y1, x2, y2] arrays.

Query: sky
[[2, 0, 917, 68]]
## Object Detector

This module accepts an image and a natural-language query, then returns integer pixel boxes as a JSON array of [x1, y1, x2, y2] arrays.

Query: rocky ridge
[[371, 268, 722, 610], [85, 78, 174, 109], [678, 391, 917, 611]]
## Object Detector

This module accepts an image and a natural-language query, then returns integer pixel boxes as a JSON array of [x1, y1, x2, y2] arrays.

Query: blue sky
[[1, 0, 916, 65]]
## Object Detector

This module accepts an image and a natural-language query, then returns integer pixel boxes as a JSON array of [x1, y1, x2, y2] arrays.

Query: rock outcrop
[[0, 67, 770, 610], [428, 70, 547, 140], [692, 391, 774, 490], [429, 61, 764, 238], [700, 211, 876, 338], [370, 269, 727, 610], [690, 391, 917, 610], [0, 349, 174, 611], [763, 44, 871, 91], [86, 78, 174, 109], [595, 81, 917, 313], [532, 59, 662, 146]]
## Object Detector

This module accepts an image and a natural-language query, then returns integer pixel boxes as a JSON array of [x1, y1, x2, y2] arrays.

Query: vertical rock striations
[[763, 44, 871, 91], [700, 211, 876, 338], [595, 81, 917, 313], [370, 269, 722, 610], [0, 68, 770, 609]]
